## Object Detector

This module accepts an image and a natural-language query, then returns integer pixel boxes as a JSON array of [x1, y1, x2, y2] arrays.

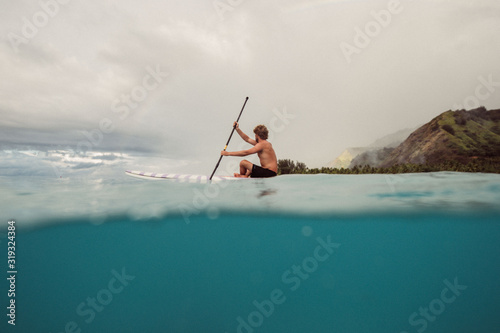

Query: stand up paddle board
[[125, 170, 247, 183]]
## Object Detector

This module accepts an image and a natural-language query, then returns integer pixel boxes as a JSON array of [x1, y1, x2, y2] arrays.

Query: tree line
[[277, 159, 500, 175]]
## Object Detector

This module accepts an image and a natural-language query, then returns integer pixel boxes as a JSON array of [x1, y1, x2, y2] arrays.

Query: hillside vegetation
[[278, 107, 500, 175], [380, 107, 500, 167]]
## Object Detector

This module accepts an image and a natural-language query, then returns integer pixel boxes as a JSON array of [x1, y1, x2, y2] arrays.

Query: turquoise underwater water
[[1, 172, 500, 333]]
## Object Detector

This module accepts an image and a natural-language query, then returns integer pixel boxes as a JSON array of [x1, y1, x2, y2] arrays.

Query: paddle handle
[[209, 97, 249, 180]]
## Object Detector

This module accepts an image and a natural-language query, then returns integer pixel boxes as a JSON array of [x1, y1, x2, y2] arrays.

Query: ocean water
[[1, 154, 500, 333]]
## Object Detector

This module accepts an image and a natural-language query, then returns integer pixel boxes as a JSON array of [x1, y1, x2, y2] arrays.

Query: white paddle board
[[125, 170, 247, 183]]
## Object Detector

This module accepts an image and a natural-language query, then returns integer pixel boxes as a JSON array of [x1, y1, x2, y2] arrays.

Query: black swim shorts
[[251, 164, 277, 178]]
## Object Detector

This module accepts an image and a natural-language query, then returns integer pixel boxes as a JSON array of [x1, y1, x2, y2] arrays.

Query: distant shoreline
[[278, 159, 500, 175]]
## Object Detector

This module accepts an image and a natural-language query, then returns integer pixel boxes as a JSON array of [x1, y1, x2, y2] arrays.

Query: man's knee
[[240, 160, 252, 169]]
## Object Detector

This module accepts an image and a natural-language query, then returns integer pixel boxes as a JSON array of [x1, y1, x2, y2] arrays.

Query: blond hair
[[253, 125, 269, 140]]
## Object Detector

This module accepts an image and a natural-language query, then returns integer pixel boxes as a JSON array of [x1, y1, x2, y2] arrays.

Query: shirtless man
[[221, 122, 278, 178]]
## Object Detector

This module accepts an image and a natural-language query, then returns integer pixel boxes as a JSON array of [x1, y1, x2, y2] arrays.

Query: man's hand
[[233, 121, 239, 129], [221, 151, 230, 156]]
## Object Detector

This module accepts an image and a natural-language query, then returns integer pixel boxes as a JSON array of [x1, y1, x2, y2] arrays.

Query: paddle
[[209, 97, 249, 180]]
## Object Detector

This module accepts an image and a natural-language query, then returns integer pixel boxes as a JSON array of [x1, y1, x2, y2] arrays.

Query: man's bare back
[[255, 140, 278, 173]]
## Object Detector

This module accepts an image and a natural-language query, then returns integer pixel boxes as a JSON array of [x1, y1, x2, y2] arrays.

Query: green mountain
[[380, 107, 500, 167]]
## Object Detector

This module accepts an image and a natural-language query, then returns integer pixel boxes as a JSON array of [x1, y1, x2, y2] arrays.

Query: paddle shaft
[[209, 97, 249, 180]]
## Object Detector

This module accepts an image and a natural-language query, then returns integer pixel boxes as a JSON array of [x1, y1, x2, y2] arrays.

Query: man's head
[[253, 125, 269, 141]]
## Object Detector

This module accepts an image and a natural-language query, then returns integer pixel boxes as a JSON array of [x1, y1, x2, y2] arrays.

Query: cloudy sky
[[1, 0, 500, 171]]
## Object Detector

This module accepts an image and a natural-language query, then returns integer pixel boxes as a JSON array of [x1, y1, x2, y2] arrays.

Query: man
[[221, 122, 278, 178]]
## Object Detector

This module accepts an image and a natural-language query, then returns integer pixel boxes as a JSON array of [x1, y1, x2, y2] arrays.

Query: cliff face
[[350, 147, 394, 168], [328, 128, 416, 168], [380, 107, 500, 167]]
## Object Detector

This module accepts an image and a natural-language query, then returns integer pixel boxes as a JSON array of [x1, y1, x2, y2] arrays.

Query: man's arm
[[222, 143, 262, 156], [234, 122, 257, 146]]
